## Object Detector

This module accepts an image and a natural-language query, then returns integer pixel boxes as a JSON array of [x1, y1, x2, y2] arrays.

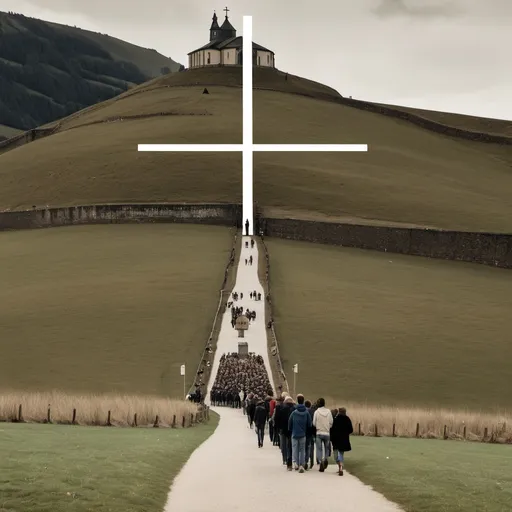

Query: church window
[[208, 52, 211, 64], [267, 54, 269, 64]]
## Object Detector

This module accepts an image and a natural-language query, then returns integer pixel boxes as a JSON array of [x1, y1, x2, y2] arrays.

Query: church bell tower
[[210, 11, 220, 41]]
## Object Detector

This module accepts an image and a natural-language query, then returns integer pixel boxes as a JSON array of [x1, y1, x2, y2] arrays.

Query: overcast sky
[[1, 0, 511, 120]]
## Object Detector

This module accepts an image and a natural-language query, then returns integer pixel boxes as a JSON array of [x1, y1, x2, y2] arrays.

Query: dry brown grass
[[327, 398, 512, 444], [0, 389, 200, 427]]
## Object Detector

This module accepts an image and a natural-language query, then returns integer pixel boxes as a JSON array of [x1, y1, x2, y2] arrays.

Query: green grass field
[[0, 224, 232, 396], [0, 416, 218, 512], [347, 436, 512, 512], [266, 238, 512, 411], [1, 67, 511, 232]]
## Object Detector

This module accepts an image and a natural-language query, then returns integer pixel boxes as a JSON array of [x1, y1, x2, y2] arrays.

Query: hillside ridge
[[0, 11, 182, 132], [1, 67, 510, 155]]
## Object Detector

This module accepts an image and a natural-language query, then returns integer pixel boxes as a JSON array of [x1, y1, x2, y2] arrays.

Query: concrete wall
[[0, 204, 242, 231], [258, 217, 512, 269]]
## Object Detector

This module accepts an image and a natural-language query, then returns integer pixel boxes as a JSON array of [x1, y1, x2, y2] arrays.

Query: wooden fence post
[[392, 423, 396, 437], [358, 423, 361, 436], [375, 424, 378, 437], [153, 415, 159, 428], [172, 414, 176, 428], [463, 425, 466, 439], [133, 413, 138, 427], [47, 406, 51, 424], [443, 425, 447, 439], [416, 423, 420, 438], [72, 408, 77, 425], [107, 410, 112, 426], [18, 404, 23, 422], [182, 415, 185, 428], [484, 427, 488, 441]]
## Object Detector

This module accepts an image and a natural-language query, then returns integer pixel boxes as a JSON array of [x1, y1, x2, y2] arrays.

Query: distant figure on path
[[245, 259, 248, 265], [313, 398, 333, 472], [254, 400, 268, 447], [330, 407, 353, 476], [245, 219, 249, 236], [251, 239, 255, 248], [249, 255, 253, 265], [288, 394, 312, 473]]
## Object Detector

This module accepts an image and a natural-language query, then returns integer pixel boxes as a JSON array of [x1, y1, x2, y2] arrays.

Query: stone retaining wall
[[0, 203, 242, 231], [258, 217, 512, 269]]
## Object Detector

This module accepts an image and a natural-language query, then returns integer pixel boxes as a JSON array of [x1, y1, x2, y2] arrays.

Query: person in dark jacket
[[330, 407, 353, 476], [246, 394, 257, 428], [304, 400, 315, 470], [275, 396, 295, 469], [254, 400, 268, 447]]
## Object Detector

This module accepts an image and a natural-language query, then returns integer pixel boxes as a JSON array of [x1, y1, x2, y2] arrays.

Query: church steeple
[[219, 6, 236, 39], [210, 11, 220, 41]]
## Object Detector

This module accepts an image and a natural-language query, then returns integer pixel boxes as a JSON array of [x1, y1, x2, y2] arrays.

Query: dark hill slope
[[0, 11, 181, 131], [1, 67, 511, 232]]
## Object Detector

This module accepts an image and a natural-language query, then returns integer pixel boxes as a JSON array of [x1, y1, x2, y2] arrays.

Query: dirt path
[[163, 235, 402, 512]]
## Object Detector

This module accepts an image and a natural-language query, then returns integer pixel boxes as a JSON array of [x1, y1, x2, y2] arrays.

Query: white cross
[[138, 16, 368, 236]]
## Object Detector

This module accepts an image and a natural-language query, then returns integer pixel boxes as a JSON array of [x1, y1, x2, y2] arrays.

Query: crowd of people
[[210, 353, 273, 405], [244, 393, 353, 476]]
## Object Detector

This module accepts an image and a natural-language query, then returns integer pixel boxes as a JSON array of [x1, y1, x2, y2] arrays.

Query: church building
[[188, 8, 275, 69]]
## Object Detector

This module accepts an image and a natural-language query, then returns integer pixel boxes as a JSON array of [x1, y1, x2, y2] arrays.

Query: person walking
[[245, 219, 249, 236], [246, 393, 256, 429], [330, 407, 353, 476], [304, 400, 316, 470], [288, 394, 312, 473], [313, 398, 333, 472], [268, 395, 276, 443], [275, 395, 294, 469], [254, 400, 268, 447]]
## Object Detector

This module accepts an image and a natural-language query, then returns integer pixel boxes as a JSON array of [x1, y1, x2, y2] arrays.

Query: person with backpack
[[313, 398, 334, 472], [330, 407, 353, 476], [288, 394, 312, 473]]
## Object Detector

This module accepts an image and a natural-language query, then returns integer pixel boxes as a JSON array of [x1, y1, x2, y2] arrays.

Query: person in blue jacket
[[288, 394, 312, 473]]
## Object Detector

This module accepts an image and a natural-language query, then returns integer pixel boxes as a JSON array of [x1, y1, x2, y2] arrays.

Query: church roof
[[188, 36, 274, 55], [220, 17, 236, 32]]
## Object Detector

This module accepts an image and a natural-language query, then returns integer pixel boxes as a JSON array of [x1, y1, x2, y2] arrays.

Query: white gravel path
[[163, 235, 403, 512]]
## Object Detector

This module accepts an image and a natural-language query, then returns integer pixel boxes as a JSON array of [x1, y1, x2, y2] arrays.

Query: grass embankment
[[0, 67, 511, 232], [265, 238, 512, 411], [347, 436, 512, 512], [0, 224, 232, 396], [0, 390, 199, 427], [0, 414, 218, 512]]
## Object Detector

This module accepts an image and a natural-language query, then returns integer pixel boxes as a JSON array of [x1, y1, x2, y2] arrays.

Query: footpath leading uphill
[[163, 235, 402, 512]]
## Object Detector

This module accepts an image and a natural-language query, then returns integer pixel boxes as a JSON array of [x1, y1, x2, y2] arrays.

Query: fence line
[[352, 420, 510, 444], [186, 229, 239, 397], [2, 404, 210, 428], [258, 233, 290, 394]]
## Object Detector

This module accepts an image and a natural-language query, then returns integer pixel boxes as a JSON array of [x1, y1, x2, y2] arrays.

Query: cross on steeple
[[224, 6, 230, 18]]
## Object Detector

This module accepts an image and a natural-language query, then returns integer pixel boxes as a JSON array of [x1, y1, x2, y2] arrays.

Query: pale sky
[[1, 0, 511, 120]]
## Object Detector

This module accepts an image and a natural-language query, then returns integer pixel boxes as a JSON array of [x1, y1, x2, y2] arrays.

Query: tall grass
[[328, 399, 512, 444], [0, 390, 201, 427]]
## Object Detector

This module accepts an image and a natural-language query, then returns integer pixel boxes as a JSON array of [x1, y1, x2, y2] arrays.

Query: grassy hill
[[0, 66, 511, 232], [0, 11, 181, 131], [266, 238, 512, 411], [0, 224, 232, 396]]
